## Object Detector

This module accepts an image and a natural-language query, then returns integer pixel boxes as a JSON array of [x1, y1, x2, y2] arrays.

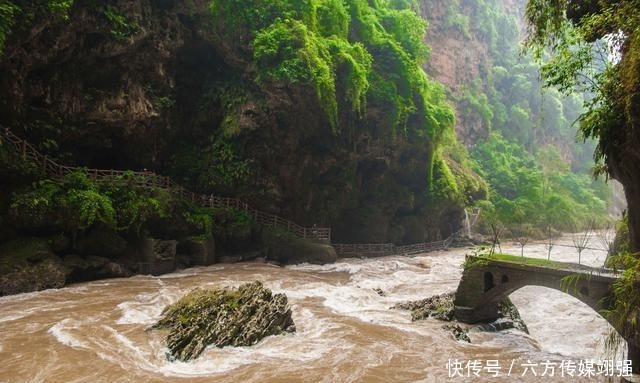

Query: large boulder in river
[[394, 292, 456, 321], [153, 281, 295, 361]]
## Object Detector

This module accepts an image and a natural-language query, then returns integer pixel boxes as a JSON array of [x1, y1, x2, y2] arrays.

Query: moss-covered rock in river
[[394, 292, 455, 321], [152, 281, 295, 361], [394, 292, 528, 341]]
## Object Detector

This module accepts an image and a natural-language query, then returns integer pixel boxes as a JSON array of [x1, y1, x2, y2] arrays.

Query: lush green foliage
[[601, 251, 640, 355], [9, 171, 173, 237], [445, 2, 470, 38], [472, 132, 608, 231], [182, 206, 215, 240], [0, 0, 75, 55], [438, 0, 613, 231], [0, 1, 18, 53], [211, 0, 453, 143], [610, 213, 631, 258], [99, 172, 171, 234], [212, 207, 253, 240], [197, 138, 252, 192], [10, 171, 116, 236], [523, 0, 640, 176], [103, 6, 139, 41], [433, 141, 489, 207]]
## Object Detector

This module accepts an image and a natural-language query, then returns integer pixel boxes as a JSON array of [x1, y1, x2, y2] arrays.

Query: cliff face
[[0, 0, 486, 244], [420, 0, 525, 146], [420, 0, 491, 145]]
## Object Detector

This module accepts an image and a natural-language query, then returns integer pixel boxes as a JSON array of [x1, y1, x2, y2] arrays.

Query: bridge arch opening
[[508, 286, 625, 361], [484, 272, 495, 292]]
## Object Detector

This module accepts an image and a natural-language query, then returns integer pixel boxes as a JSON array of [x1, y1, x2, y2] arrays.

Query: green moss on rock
[[394, 292, 455, 321], [152, 281, 295, 361]]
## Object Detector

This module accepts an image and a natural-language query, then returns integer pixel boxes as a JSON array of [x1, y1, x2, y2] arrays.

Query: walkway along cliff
[[0, 127, 457, 262]]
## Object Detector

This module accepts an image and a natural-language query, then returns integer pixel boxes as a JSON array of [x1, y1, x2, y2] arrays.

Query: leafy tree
[[100, 172, 170, 235], [10, 171, 115, 239], [524, 0, 640, 252], [472, 132, 606, 231]]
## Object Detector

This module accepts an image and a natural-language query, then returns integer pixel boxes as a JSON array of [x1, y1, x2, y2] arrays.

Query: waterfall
[[463, 209, 471, 238]]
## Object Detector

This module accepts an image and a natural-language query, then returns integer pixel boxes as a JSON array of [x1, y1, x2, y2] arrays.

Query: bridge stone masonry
[[453, 257, 640, 373]]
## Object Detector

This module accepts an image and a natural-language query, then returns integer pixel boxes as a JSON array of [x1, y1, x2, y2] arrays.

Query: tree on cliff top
[[524, 0, 640, 253]]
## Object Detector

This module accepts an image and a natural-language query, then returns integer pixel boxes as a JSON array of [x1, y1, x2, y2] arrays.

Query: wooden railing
[[0, 127, 331, 243], [333, 231, 458, 257], [1, 126, 463, 252]]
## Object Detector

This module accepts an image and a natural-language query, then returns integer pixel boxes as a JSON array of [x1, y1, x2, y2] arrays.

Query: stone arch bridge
[[453, 258, 639, 373]]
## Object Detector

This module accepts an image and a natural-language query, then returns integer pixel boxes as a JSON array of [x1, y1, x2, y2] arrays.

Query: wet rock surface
[[497, 298, 529, 334], [442, 323, 471, 342], [152, 281, 296, 361], [0, 258, 67, 296], [394, 292, 455, 321], [395, 293, 528, 341]]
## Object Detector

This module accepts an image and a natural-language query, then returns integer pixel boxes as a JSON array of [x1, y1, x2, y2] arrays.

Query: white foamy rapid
[[0, 239, 625, 382]]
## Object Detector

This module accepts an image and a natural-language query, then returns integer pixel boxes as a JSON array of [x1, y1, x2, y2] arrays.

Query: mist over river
[[0, 238, 627, 382]]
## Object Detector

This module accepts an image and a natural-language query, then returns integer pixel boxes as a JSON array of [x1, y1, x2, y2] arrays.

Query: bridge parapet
[[454, 257, 617, 324], [453, 256, 640, 372]]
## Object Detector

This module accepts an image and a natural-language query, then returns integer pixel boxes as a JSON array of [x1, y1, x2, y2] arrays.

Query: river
[[0, 237, 632, 382]]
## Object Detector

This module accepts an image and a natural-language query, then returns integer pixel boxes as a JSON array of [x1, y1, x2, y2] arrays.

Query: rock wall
[[420, 0, 525, 145], [0, 0, 485, 245], [421, 0, 492, 145]]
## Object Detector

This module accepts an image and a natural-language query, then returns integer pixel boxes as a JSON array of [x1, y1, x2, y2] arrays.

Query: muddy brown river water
[[0, 237, 634, 382]]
